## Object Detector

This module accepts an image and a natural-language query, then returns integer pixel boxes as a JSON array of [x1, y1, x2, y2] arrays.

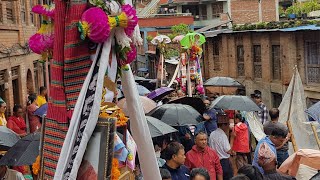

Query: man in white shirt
[[0, 165, 24, 180], [209, 114, 235, 180]]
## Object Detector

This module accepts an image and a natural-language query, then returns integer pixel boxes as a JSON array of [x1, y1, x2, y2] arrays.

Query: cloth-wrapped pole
[[121, 66, 161, 180]]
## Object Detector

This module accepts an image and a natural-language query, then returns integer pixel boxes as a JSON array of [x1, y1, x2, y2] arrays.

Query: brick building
[[202, 27, 320, 108], [0, 0, 46, 116]]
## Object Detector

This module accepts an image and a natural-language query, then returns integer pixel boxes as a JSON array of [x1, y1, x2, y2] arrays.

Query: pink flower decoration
[[81, 7, 110, 43], [29, 33, 47, 54], [196, 84, 205, 94], [126, 44, 137, 64], [121, 5, 138, 37], [32, 5, 54, 18], [118, 44, 137, 66], [181, 86, 186, 93]]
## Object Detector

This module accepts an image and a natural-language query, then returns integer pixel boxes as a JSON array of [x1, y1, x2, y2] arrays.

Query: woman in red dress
[[27, 94, 41, 133], [7, 104, 27, 136]]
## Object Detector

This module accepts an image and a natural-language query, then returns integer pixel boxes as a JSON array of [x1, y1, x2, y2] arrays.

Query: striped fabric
[[43, 0, 92, 179]]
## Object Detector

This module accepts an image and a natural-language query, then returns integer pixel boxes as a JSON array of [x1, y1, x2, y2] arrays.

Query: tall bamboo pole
[[286, 66, 298, 152], [311, 123, 320, 150]]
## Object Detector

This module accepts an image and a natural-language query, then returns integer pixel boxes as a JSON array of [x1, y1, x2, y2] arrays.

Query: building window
[[21, 0, 26, 23], [253, 45, 262, 78], [11, 67, 21, 105], [212, 2, 223, 18], [271, 92, 282, 108], [213, 39, 220, 71], [306, 42, 320, 84], [272, 45, 281, 80], [0, 2, 3, 23], [30, 0, 34, 24], [6, 1, 15, 24], [237, 45, 245, 77]]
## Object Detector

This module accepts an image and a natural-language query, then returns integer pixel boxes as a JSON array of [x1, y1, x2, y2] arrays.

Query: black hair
[[269, 108, 280, 120], [161, 142, 184, 161], [159, 168, 171, 179], [190, 168, 210, 180], [40, 86, 47, 93], [194, 131, 207, 138], [28, 94, 37, 104], [271, 126, 287, 138], [237, 164, 264, 180], [235, 113, 245, 123], [231, 175, 251, 180], [13, 104, 22, 113]]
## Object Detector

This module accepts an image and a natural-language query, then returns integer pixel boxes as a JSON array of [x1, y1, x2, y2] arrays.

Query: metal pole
[[38, 116, 46, 180]]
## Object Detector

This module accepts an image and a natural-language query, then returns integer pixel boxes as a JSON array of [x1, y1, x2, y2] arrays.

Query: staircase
[[138, 0, 160, 18]]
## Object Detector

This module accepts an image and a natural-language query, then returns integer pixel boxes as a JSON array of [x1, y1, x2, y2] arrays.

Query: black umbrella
[[145, 116, 178, 138], [0, 126, 20, 151], [204, 76, 243, 87], [210, 95, 261, 112], [168, 97, 206, 114], [0, 133, 40, 166], [147, 104, 203, 126]]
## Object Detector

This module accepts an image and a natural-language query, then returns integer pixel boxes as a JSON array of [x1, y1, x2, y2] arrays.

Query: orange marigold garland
[[99, 108, 128, 127], [32, 155, 41, 175], [111, 158, 121, 180]]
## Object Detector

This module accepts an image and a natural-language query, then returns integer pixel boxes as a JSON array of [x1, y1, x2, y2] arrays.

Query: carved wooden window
[[30, 0, 34, 24], [237, 45, 245, 77], [253, 45, 262, 78], [306, 42, 320, 84], [212, 2, 223, 18], [21, 0, 26, 23], [272, 45, 281, 80], [6, 1, 14, 24], [213, 39, 220, 71]]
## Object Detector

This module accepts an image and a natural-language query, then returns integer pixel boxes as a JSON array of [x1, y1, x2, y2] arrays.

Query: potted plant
[[286, 6, 296, 19]]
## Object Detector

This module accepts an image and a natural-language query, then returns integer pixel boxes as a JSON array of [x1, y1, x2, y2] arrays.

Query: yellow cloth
[[0, 113, 7, 126], [35, 95, 47, 107]]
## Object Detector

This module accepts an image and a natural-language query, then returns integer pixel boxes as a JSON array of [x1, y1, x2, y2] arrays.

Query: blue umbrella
[[305, 101, 320, 123], [34, 103, 48, 117]]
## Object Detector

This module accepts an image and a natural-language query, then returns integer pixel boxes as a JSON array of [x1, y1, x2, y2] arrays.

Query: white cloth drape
[[121, 66, 161, 180]]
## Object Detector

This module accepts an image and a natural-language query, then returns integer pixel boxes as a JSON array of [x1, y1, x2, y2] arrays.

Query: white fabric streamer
[[121, 66, 161, 180], [244, 111, 266, 141]]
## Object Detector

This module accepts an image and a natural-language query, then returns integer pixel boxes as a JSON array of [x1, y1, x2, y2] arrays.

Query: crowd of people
[[0, 86, 48, 180], [147, 89, 296, 180]]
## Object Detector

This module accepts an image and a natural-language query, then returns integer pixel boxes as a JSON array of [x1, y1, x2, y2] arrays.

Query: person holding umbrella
[[209, 114, 235, 180], [251, 90, 268, 124], [203, 99, 218, 135]]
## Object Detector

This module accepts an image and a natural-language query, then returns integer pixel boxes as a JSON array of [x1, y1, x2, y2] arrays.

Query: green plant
[[295, 20, 302, 26], [146, 35, 153, 42], [167, 33, 176, 40], [256, 22, 267, 29], [164, 48, 179, 59], [286, 6, 296, 15], [171, 23, 193, 35]]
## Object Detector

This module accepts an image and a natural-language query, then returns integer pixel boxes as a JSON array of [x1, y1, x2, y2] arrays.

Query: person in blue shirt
[[203, 99, 218, 135], [252, 126, 287, 174], [161, 142, 190, 180]]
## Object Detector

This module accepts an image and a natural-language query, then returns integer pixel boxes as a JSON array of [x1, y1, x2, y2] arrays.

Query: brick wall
[[230, 0, 277, 24], [0, 0, 45, 116], [203, 31, 320, 108]]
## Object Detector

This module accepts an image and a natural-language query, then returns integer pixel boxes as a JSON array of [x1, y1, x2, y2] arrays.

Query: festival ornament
[[79, 7, 110, 43], [32, 4, 55, 18], [180, 32, 206, 49]]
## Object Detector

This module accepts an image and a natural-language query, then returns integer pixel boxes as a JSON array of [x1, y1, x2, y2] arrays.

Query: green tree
[[171, 24, 193, 35]]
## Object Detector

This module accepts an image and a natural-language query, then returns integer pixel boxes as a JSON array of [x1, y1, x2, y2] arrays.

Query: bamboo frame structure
[[286, 67, 298, 152]]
